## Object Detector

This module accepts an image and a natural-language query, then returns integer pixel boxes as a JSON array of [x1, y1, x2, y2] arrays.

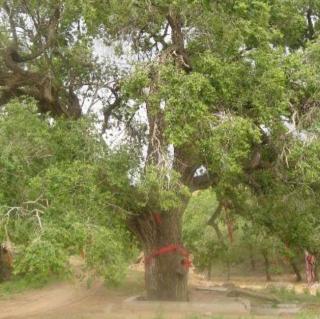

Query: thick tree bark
[[128, 210, 189, 301]]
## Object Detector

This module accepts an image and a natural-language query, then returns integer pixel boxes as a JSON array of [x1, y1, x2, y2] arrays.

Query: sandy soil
[[0, 279, 232, 319], [0, 261, 318, 319]]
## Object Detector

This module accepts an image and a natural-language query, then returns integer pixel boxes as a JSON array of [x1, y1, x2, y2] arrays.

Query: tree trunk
[[128, 210, 189, 301], [314, 263, 319, 282], [226, 258, 231, 281], [289, 258, 302, 282], [249, 246, 256, 271], [207, 261, 212, 280], [262, 251, 271, 281], [0, 243, 13, 282], [314, 254, 319, 282]]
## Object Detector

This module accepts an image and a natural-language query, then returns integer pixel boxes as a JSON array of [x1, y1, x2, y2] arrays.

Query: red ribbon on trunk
[[153, 213, 162, 225], [145, 244, 192, 270]]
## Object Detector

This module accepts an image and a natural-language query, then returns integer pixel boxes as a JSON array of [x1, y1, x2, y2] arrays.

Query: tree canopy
[[1, 0, 320, 300]]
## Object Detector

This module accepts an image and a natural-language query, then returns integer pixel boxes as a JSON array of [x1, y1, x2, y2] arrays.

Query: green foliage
[[14, 239, 68, 281], [183, 190, 245, 273], [2, 0, 320, 297], [0, 99, 136, 285], [85, 226, 130, 286], [0, 276, 59, 297], [136, 166, 190, 212], [183, 189, 292, 278], [98, 1, 320, 268], [183, 190, 219, 271], [201, 116, 261, 178], [160, 66, 215, 146]]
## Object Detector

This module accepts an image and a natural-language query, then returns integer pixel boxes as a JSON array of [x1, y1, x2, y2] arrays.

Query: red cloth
[[153, 213, 162, 225], [145, 244, 191, 270], [305, 252, 316, 285]]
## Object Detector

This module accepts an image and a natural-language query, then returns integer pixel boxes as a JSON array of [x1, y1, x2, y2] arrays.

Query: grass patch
[[296, 313, 320, 319], [264, 286, 320, 304], [0, 275, 62, 298]]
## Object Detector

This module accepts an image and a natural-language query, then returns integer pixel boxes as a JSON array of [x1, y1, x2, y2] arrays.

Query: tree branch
[[306, 8, 315, 41], [166, 12, 192, 71], [3, 1, 18, 45]]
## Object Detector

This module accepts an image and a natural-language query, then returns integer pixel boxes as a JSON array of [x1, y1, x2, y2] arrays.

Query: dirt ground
[[0, 261, 319, 319]]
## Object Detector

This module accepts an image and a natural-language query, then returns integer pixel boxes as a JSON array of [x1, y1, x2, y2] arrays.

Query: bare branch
[[306, 8, 315, 40], [3, 1, 18, 45]]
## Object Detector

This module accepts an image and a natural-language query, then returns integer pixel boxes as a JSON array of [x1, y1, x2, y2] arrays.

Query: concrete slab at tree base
[[124, 296, 251, 315]]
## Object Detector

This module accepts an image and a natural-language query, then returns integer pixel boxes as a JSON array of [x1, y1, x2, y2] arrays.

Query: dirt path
[[0, 270, 317, 319], [0, 281, 214, 319], [0, 274, 196, 319], [0, 279, 243, 319], [0, 281, 111, 319], [0, 281, 227, 319]]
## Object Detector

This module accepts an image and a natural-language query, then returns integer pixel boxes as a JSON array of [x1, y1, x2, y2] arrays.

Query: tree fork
[[1, 47, 81, 118]]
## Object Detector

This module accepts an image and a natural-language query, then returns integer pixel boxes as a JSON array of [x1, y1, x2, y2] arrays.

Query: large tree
[[97, 0, 320, 300], [2, 0, 320, 301]]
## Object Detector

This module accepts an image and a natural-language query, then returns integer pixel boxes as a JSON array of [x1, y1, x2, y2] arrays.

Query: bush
[[85, 227, 130, 286], [14, 240, 68, 282]]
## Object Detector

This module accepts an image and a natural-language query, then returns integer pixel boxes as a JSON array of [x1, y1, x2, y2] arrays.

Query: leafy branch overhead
[[1, 0, 320, 299]]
